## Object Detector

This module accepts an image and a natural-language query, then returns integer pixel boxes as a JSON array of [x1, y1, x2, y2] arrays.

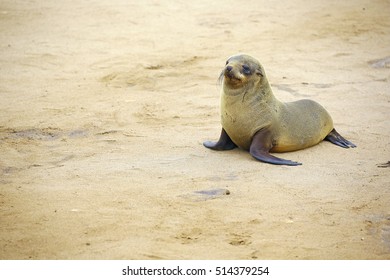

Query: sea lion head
[[220, 54, 265, 90]]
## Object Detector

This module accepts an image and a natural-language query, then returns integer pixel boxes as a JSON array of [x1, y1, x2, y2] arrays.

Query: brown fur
[[221, 54, 333, 151], [204, 54, 355, 165]]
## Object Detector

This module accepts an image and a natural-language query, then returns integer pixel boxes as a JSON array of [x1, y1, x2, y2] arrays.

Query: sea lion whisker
[[218, 70, 224, 85]]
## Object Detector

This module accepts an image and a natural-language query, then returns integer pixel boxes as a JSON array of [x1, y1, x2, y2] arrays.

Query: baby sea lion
[[203, 54, 356, 166]]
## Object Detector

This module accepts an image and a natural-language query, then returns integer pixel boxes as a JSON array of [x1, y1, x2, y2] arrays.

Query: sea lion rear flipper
[[325, 129, 356, 148], [250, 129, 302, 166], [203, 128, 237, 151]]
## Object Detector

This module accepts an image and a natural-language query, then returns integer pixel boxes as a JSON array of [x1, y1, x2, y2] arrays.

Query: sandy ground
[[1, 0, 390, 260]]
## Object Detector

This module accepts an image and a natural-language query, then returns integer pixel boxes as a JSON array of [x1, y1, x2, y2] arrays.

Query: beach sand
[[1, 0, 389, 259]]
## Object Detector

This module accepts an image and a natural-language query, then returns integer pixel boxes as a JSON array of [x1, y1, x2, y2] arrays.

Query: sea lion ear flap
[[255, 68, 264, 77]]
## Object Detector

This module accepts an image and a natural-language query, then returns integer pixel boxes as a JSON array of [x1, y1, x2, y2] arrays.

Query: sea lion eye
[[225, 60, 229, 65], [242, 64, 251, 75]]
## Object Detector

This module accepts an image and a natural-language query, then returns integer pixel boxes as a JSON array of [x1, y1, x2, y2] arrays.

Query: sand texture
[[1, 0, 390, 259]]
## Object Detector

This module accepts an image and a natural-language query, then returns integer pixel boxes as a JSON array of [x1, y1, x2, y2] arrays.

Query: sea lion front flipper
[[250, 129, 302, 166], [203, 128, 237, 151], [325, 129, 356, 148]]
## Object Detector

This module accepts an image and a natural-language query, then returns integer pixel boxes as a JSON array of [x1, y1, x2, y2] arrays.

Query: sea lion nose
[[226, 65, 233, 72]]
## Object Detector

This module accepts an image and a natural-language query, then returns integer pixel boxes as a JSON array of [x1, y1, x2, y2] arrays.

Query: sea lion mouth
[[223, 66, 243, 85], [225, 73, 241, 82], [224, 73, 244, 89], [225, 71, 239, 80]]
